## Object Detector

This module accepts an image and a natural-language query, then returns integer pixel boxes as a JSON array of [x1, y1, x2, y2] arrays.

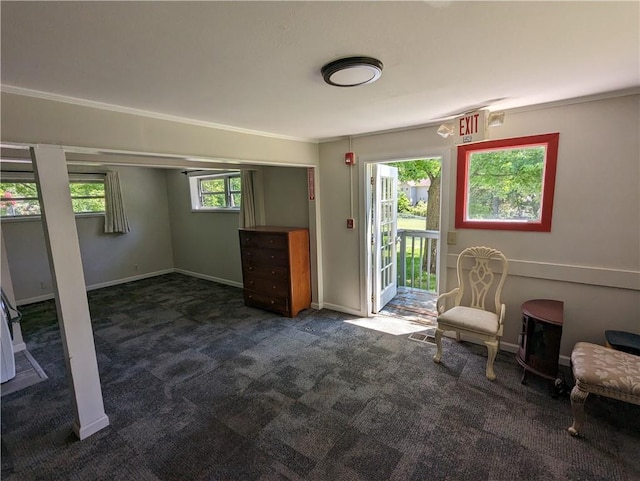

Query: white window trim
[[0, 174, 107, 219], [188, 171, 241, 212]]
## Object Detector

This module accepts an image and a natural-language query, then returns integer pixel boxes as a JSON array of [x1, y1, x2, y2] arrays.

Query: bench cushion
[[571, 342, 640, 405]]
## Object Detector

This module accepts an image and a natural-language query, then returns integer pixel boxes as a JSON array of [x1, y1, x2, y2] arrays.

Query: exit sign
[[454, 110, 486, 144]]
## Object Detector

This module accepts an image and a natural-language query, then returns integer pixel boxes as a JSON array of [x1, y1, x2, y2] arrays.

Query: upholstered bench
[[568, 342, 640, 436]]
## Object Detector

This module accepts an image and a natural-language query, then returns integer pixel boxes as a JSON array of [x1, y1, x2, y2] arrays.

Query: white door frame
[[359, 151, 452, 317]]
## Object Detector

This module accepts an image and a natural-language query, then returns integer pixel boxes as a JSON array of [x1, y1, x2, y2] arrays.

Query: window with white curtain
[[0, 174, 106, 218]]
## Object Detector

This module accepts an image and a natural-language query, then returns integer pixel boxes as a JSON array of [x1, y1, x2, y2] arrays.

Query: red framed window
[[455, 133, 559, 232]]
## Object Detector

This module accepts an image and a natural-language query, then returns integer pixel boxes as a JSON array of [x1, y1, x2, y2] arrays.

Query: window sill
[[1, 213, 105, 223], [456, 219, 550, 232], [190, 208, 240, 214]]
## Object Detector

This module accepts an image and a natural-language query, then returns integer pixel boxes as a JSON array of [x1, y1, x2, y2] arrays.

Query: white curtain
[[239, 170, 256, 228], [104, 171, 130, 234]]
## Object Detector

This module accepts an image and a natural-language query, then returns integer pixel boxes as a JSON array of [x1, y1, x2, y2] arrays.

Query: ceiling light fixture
[[321, 56, 383, 87]]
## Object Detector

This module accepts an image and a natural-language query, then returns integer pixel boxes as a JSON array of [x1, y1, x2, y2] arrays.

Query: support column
[[31, 145, 109, 440]]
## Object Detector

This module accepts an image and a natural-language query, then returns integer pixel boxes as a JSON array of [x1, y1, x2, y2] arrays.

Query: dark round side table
[[516, 299, 564, 395]]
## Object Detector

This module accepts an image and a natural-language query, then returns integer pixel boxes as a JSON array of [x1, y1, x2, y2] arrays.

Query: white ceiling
[[1, 1, 639, 142]]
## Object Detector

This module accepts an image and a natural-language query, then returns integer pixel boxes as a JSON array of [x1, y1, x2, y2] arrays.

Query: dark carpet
[[1, 273, 639, 481]]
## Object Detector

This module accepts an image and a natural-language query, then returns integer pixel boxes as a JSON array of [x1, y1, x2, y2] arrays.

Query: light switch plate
[[447, 231, 457, 245]]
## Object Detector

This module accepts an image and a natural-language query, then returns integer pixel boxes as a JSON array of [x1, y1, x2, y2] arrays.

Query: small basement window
[[455, 133, 559, 232], [189, 171, 241, 211], [0, 176, 106, 218]]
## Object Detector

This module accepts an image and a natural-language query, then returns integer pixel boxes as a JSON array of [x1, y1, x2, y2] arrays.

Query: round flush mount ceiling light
[[321, 56, 383, 87]]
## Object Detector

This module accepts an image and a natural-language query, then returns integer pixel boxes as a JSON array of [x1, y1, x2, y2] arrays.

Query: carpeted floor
[[0, 349, 48, 397], [1, 273, 639, 481]]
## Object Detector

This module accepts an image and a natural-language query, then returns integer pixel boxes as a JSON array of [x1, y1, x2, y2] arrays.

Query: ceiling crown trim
[[0, 85, 319, 144]]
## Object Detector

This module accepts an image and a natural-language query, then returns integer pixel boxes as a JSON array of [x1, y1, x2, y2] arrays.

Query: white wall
[[262, 166, 309, 227], [1, 92, 318, 166], [3, 91, 638, 358], [166, 165, 310, 286], [165, 169, 243, 285], [319, 94, 640, 356], [1, 91, 319, 300], [5, 164, 311, 301], [2, 166, 174, 302], [318, 128, 454, 314]]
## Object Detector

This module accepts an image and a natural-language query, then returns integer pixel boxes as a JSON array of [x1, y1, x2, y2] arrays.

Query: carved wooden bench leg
[[568, 384, 589, 436]]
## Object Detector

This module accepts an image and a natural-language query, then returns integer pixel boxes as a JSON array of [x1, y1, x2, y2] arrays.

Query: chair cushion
[[437, 306, 499, 335]]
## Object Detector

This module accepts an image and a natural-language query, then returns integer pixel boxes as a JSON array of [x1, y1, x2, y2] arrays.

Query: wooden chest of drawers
[[239, 226, 311, 317]]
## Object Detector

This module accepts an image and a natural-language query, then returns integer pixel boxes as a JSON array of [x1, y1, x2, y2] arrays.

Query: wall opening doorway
[[366, 157, 443, 328]]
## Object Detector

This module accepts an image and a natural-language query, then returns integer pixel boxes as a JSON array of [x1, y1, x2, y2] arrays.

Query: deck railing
[[397, 229, 439, 293]]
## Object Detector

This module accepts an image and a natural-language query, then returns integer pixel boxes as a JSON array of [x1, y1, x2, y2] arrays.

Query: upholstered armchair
[[433, 246, 509, 380]]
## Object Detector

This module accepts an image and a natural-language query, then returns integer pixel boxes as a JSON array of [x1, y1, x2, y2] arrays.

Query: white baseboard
[[495, 341, 570, 367], [15, 269, 247, 306], [73, 414, 110, 441], [15, 293, 55, 306], [86, 269, 175, 291], [16, 269, 176, 306], [320, 302, 365, 317], [174, 269, 243, 289], [499, 341, 521, 355], [454, 336, 571, 367]]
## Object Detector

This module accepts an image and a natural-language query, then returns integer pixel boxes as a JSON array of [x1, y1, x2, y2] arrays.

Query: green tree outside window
[[0, 181, 105, 217]]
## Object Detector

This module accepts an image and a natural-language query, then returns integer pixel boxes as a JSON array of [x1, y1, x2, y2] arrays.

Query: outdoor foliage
[[397, 192, 411, 213], [389, 158, 441, 281], [391, 159, 441, 185], [401, 260, 437, 290], [199, 175, 241, 208], [397, 235, 438, 291], [389, 158, 441, 231], [69, 182, 106, 213], [410, 200, 427, 218], [466, 146, 544, 220], [200, 178, 227, 208], [0, 181, 105, 216]]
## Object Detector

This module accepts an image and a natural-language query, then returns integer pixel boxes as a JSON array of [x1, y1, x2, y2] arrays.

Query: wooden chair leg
[[433, 328, 444, 363], [485, 340, 498, 381], [568, 385, 589, 436]]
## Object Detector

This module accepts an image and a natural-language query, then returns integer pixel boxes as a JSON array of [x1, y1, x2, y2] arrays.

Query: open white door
[[372, 164, 398, 313]]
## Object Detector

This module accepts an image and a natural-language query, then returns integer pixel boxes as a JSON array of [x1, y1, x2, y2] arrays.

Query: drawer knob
[[272, 285, 276, 290], [248, 267, 253, 271], [270, 255, 275, 259], [270, 300, 275, 304], [271, 271, 276, 275]]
